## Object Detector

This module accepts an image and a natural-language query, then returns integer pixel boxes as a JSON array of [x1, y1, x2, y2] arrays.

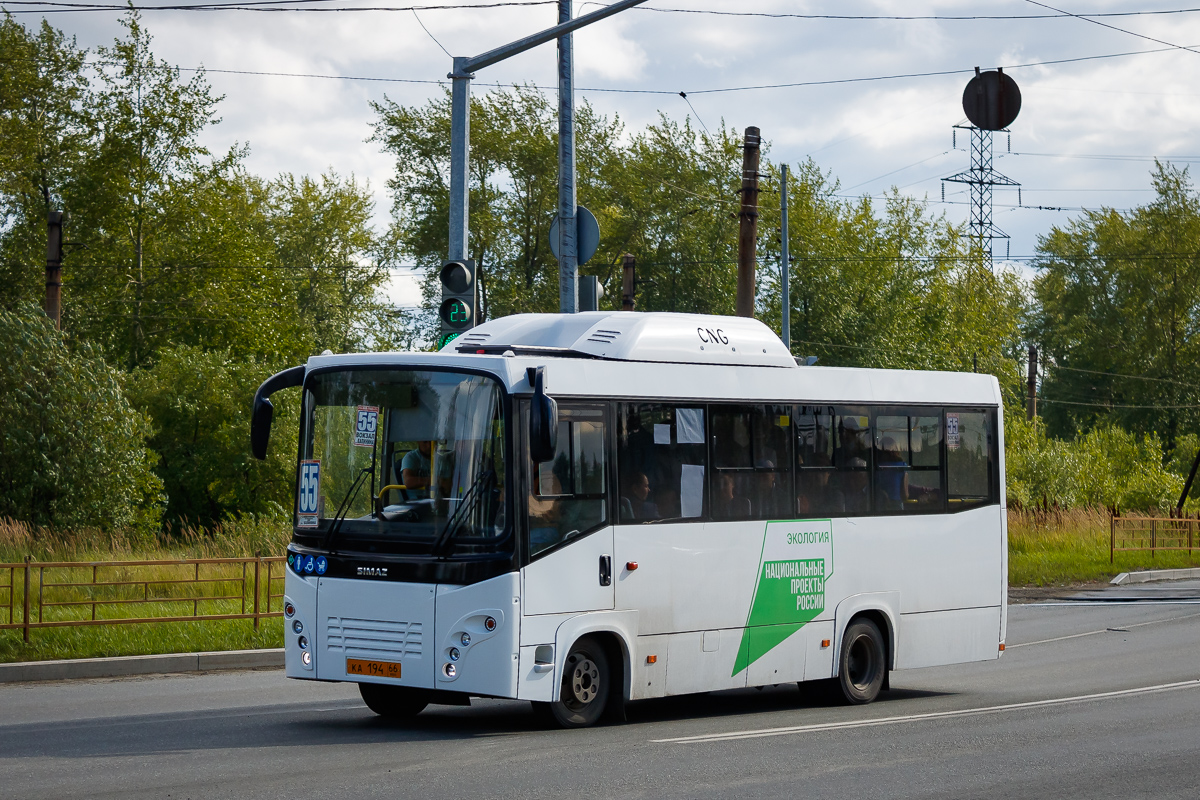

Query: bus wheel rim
[[570, 657, 600, 704]]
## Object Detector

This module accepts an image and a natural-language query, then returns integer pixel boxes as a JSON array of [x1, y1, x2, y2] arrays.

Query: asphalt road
[[5, 584, 1200, 799]]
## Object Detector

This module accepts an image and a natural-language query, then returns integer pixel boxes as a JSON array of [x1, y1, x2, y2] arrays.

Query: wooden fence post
[[1110, 514, 1115, 565], [22, 556, 31, 643], [253, 553, 261, 631]]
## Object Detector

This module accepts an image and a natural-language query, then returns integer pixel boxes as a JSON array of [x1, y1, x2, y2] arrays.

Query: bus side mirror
[[250, 365, 306, 460], [529, 366, 557, 463]]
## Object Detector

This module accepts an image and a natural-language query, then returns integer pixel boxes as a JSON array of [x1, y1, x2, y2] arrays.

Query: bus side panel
[[434, 572, 520, 699], [666, 630, 748, 695], [614, 521, 761, 635], [522, 527, 614, 615], [803, 620, 835, 681], [631, 634, 669, 700], [895, 606, 1002, 669], [827, 509, 1002, 616], [746, 624, 808, 687]]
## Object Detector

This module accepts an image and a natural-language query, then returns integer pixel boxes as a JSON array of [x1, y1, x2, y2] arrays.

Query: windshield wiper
[[322, 465, 374, 551], [431, 468, 496, 556]]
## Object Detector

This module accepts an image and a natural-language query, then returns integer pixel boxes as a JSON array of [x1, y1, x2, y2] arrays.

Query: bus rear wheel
[[359, 683, 429, 719], [538, 636, 611, 729], [837, 619, 886, 705]]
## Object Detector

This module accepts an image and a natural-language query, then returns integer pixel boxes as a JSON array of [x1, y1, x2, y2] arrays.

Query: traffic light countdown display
[[437, 260, 477, 349]]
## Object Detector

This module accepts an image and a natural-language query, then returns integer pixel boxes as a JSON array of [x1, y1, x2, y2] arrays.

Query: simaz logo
[[697, 327, 730, 345], [357, 566, 388, 577]]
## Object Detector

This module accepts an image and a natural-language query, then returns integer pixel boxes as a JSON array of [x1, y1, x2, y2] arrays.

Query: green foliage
[[1004, 409, 1187, 513], [371, 88, 757, 339], [0, 12, 399, 369], [1031, 162, 1200, 451], [125, 346, 299, 529], [0, 304, 162, 533], [756, 162, 1028, 378], [0, 14, 91, 294]]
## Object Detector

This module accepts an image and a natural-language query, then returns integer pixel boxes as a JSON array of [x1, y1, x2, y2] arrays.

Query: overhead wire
[[410, 7, 452, 58], [1023, 0, 1200, 57], [13, 0, 1200, 17]]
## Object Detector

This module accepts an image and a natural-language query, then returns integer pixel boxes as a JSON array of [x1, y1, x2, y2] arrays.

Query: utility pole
[[45, 211, 64, 330], [557, 0, 578, 313], [444, 0, 646, 303], [736, 126, 760, 318], [621, 253, 636, 310], [780, 164, 790, 351], [1026, 344, 1038, 421]]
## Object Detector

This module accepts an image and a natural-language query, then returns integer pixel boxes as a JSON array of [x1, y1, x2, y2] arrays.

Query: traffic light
[[437, 259, 477, 349]]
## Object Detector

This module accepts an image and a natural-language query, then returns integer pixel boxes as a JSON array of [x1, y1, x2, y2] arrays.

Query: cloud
[[17, 0, 1200, 279]]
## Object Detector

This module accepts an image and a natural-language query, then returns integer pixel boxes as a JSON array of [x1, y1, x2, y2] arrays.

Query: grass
[[2, 509, 1197, 662], [0, 516, 290, 664], [1008, 506, 1200, 586]]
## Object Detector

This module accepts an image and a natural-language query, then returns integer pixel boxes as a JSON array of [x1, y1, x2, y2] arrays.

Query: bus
[[252, 311, 1006, 728]]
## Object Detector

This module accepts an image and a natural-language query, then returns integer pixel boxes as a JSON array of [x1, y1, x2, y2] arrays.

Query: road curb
[[1111, 567, 1200, 585], [0, 648, 284, 683]]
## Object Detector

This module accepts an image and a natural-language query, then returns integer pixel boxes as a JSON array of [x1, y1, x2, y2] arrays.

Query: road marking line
[[1009, 609, 1200, 648], [1024, 601, 1200, 606], [1007, 629, 1106, 648], [651, 679, 1200, 744]]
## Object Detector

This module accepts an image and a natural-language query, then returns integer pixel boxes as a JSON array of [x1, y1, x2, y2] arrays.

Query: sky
[[8, 0, 1200, 307]]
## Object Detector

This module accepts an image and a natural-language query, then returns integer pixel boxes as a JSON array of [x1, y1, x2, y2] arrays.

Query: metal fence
[[1111, 514, 1200, 563], [0, 556, 285, 642]]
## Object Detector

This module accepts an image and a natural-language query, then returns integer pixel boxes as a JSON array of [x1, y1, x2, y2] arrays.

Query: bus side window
[[712, 405, 791, 520], [617, 404, 707, 522], [946, 409, 993, 510], [528, 406, 608, 557], [873, 410, 943, 514], [833, 408, 872, 515], [796, 406, 869, 516]]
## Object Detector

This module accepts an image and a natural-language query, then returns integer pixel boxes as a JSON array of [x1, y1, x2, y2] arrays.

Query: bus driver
[[398, 441, 450, 498]]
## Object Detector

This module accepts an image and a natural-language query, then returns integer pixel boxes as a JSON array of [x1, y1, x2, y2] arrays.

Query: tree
[[263, 171, 402, 354], [1030, 162, 1200, 451], [594, 115, 744, 315], [66, 10, 240, 368], [0, 14, 91, 303], [0, 303, 162, 533], [750, 160, 1026, 383], [125, 345, 298, 528]]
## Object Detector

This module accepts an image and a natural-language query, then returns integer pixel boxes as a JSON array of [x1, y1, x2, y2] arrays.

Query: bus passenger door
[[522, 404, 615, 615]]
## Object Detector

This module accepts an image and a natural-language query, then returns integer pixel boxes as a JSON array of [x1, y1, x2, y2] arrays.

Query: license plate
[[346, 658, 401, 679]]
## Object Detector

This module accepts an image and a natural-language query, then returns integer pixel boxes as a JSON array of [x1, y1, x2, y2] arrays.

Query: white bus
[[252, 311, 1006, 728]]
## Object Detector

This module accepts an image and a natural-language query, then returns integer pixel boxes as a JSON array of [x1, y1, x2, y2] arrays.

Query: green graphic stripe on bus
[[733, 520, 834, 677]]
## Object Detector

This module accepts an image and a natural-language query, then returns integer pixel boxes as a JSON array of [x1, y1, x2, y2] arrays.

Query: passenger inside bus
[[875, 436, 909, 511], [713, 472, 751, 519], [620, 471, 660, 521], [797, 457, 846, 516]]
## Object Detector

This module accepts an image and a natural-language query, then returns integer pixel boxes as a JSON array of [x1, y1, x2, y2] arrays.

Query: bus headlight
[[292, 620, 303, 634], [443, 663, 457, 678], [298, 635, 309, 650], [460, 632, 471, 647], [448, 647, 460, 662], [301, 651, 312, 667]]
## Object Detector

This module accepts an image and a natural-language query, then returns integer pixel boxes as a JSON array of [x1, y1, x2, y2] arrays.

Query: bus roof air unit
[[447, 312, 797, 369]]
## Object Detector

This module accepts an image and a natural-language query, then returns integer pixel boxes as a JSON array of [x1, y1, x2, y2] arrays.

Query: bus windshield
[[295, 368, 508, 555]]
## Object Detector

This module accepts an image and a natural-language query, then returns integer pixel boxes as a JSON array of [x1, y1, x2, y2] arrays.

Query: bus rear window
[[947, 411, 993, 508]]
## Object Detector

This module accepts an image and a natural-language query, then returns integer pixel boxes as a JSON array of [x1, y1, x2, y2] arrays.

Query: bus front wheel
[[537, 636, 611, 728], [359, 682, 429, 719], [837, 619, 886, 705]]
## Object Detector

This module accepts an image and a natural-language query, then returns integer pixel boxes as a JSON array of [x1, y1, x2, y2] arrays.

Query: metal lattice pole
[[943, 125, 1019, 262]]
